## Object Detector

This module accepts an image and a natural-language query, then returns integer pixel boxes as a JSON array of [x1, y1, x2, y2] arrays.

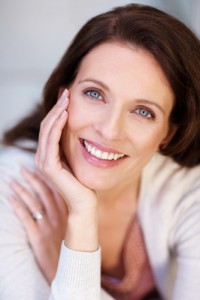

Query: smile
[[83, 140, 125, 160]]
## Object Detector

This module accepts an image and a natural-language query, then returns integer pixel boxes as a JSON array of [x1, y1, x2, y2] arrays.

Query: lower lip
[[80, 141, 126, 168]]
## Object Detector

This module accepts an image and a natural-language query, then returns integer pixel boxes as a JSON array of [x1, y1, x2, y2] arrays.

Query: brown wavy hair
[[2, 3, 200, 167]]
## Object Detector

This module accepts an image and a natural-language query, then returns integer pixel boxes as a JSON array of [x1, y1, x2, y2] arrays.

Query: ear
[[160, 124, 177, 148]]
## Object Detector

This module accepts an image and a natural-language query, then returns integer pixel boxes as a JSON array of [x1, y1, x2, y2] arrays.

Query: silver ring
[[32, 210, 45, 221]]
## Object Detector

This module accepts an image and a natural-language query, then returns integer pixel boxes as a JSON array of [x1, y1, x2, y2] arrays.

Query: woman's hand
[[9, 168, 68, 283], [35, 89, 97, 214], [35, 89, 99, 252]]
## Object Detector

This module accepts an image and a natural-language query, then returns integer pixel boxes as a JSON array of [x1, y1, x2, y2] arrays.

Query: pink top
[[101, 216, 159, 299]]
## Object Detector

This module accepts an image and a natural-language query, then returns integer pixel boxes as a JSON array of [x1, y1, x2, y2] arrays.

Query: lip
[[80, 138, 125, 155], [80, 139, 127, 168]]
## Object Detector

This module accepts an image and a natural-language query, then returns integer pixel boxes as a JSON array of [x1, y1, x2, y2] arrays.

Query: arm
[[0, 149, 50, 300], [35, 89, 101, 299], [50, 243, 101, 300], [50, 244, 115, 300], [8, 90, 115, 299], [8, 162, 114, 300], [171, 196, 200, 300]]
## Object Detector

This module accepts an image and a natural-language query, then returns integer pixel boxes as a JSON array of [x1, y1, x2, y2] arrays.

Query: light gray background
[[0, 0, 199, 138]]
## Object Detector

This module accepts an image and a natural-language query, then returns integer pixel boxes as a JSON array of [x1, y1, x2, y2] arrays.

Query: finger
[[36, 109, 68, 170], [20, 167, 61, 222], [36, 89, 69, 166], [40, 89, 69, 138], [8, 195, 39, 238], [41, 109, 68, 174], [37, 172, 68, 220], [10, 180, 43, 213], [35, 89, 69, 167]]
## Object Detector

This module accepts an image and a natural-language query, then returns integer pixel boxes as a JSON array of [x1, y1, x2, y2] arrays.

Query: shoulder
[[139, 154, 200, 296], [0, 143, 36, 205], [140, 153, 200, 247], [139, 153, 200, 238], [0, 143, 36, 243], [0, 143, 50, 299], [141, 153, 200, 207], [0, 141, 36, 170], [0, 141, 36, 165], [144, 152, 200, 184]]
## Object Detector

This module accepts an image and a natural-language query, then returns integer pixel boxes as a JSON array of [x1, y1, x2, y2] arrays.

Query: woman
[[1, 3, 200, 300]]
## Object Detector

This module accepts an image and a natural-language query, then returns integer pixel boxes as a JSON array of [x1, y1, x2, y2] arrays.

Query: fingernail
[[58, 89, 68, 106]]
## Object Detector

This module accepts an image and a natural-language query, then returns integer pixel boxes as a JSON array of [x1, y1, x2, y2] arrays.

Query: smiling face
[[61, 42, 174, 192]]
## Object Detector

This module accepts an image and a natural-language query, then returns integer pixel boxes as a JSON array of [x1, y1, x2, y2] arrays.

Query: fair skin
[[10, 169, 68, 282], [9, 42, 174, 282]]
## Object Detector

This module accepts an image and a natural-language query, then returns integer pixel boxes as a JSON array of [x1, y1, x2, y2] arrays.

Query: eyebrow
[[78, 78, 110, 92], [78, 78, 166, 115]]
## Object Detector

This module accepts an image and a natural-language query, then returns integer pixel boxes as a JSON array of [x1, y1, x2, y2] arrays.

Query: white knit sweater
[[0, 144, 200, 300]]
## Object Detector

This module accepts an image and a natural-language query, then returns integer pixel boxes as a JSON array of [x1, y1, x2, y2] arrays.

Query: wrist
[[65, 210, 99, 252]]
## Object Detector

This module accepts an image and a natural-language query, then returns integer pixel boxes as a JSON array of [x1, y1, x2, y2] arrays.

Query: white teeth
[[101, 152, 109, 160], [91, 147, 95, 156], [88, 144, 92, 152], [83, 140, 125, 161], [95, 149, 102, 159], [114, 154, 119, 160], [108, 153, 114, 160]]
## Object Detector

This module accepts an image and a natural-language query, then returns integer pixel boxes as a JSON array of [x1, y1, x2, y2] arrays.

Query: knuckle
[[38, 162, 44, 172], [43, 162, 51, 174], [35, 158, 46, 173], [42, 159, 55, 176]]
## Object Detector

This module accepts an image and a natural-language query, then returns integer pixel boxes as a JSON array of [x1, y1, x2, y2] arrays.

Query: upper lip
[[81, 138, 127, 155]]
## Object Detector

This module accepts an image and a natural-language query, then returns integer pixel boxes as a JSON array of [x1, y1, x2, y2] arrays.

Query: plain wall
[[0, 0, 199, 138]]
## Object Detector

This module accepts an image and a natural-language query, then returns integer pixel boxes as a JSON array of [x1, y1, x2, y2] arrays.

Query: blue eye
[[135, 108, 154, 119], [85, 90, 102, 100]]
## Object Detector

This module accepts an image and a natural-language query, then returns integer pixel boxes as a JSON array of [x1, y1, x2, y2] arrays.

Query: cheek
[[66, 95, 93, 135], [67, 98, 84, 130], [130, 125, 168, 153]]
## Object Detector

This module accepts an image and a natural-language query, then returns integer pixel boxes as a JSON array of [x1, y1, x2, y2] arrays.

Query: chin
[[74, 169, 112, 191]]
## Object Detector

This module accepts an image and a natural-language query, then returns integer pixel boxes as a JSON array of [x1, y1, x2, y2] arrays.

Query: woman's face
[[61, 42, 174, 191]]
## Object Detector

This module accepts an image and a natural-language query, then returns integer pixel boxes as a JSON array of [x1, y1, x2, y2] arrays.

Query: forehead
[[77, 42, 169, 84], [75, 42, 174, 107]]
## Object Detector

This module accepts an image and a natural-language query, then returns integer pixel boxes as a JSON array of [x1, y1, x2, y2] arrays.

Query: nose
[[94, 109, 124, 141]]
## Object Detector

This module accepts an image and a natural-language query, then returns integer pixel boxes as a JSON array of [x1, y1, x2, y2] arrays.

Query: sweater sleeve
[[49, 243, 101, 300], [0, 147, 51, 300], [49, 243, 115, 300], [170, 181, 200, 300]]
